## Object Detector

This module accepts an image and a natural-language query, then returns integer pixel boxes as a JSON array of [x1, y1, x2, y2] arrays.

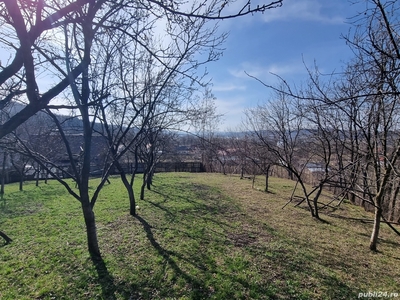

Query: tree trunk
[[129, 152, 139, 215], [388, 180, 400, 222], [265, 173, 268, 192], [348, 192, 356, 204], [306, 197, 315, 218], [120, 172, 136, 216], [19, 175, 23, 191], [140, 177, 146, 200], [312, 187, 323, 220], [140, 165, 149, 200], [128, 185, 136, 216], [369, 206, 382, 251], [116, 161, 136, 216], [81, 202, 101, 259], [35, 168, 39, 187], [298, 180, 315, 218], [368, 152, 398, 251], [288, 169, 293, 180], [264, 165, 271, 192], [1, 152, 6, 194], [146, 167, 154, 190]]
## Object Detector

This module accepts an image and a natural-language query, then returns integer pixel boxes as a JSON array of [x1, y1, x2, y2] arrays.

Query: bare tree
[[193, 94, 224, 173], [244, 88, 329, 219], [243, 134, 275, 192]]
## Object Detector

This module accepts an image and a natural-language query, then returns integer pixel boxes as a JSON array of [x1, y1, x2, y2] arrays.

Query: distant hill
[[1, 101, 85, 133]]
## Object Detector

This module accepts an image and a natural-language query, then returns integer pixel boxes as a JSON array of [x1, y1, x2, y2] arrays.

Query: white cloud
[[264, 62, 305, 76], [212, 83, 246, 92], [228, 61, 305, 81], [262, 0, 345, 24], [228, 63, 264, 80]]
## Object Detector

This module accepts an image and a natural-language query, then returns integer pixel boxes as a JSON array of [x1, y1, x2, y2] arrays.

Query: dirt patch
[[227, 232, 257, 247]]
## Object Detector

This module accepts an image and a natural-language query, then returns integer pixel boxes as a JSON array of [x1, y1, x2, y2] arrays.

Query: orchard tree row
[[198, 0, 400, 252], [0, 0, 283, 258]]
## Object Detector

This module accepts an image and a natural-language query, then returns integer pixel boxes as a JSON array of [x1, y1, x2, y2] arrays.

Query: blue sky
[[205, 0, 366, 130], [0, 0, 365, 132]]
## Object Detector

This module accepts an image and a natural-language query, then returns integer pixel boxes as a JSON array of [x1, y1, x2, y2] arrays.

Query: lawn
[[0, 173, 399, 299]]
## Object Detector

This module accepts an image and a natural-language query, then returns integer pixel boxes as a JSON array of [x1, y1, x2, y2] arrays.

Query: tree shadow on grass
[[148, 182, 233, 230], [90, 254, 143, 300], [90, 255, 117, 300], [0, 241, 9, 247], [134, 214, 209, 299], [0, 230, 12, 246], [146, 199, 176, 219], [148, 180, 354, 298]]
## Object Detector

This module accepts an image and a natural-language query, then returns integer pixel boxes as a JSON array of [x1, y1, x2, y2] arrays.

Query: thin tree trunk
[[140, 173, 146, 200], [389, 180, 400, 222], [129, 151, 140, 214], [265, 173, 268, 192], [1, 152, 6, 194], [80, 94, 100, 259], [306, 197, 315, 217], [127, 181, 136, 216], [146, 166, 154, 190], [369, 206, 382, 251], [368, 150, 398, 251], [146, 151, 155, 190], [35, 167, 39, 187], [141, 160, 151, 199], [19, 174, 23, 191], [115, 161, 136, 216], [81, 201, 101, 259], [297, 179, 315, 218], [264, 165, 270, 192], [313, 186, 323, 220]]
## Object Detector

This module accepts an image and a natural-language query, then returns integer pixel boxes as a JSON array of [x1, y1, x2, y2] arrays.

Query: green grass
[[0, 173, 399, 299]]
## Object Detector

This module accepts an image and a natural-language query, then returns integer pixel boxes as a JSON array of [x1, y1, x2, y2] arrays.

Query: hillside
[[0, 173, 399, 299]]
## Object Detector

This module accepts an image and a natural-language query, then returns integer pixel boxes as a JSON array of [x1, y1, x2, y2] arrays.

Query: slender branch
[[147, 0, 283, 20]]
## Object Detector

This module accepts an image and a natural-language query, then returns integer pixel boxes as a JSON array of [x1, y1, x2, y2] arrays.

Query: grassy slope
[[0, 173, 399, 299]]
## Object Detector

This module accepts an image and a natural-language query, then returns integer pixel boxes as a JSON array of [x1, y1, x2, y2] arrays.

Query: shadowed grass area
[[0, 173, 399, 299]]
